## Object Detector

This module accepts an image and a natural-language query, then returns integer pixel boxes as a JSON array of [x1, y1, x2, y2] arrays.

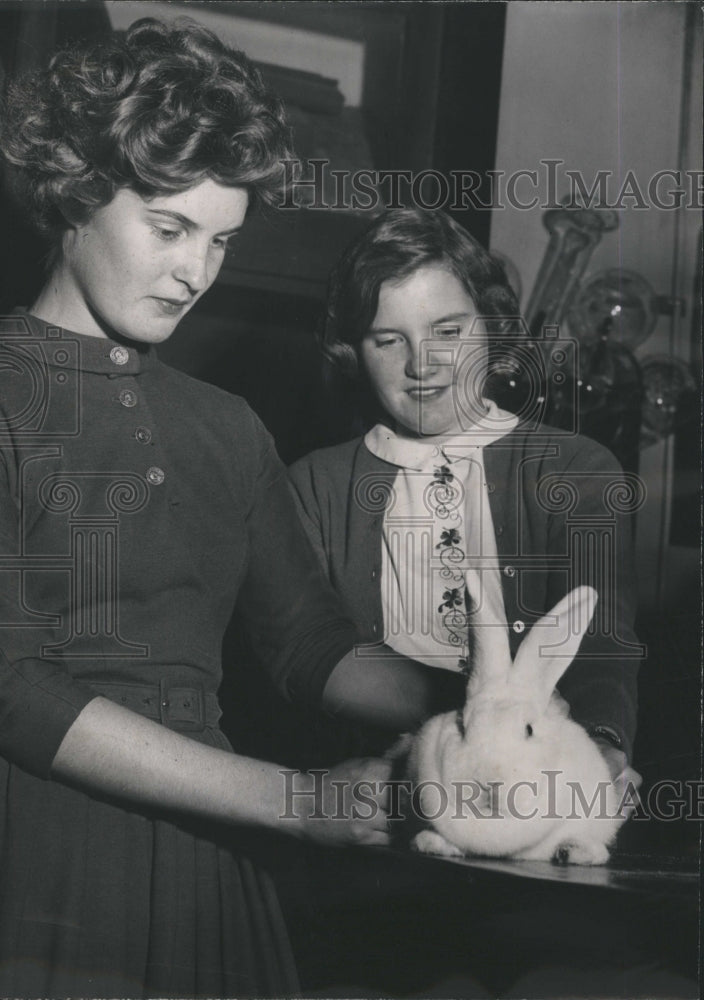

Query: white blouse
[[364, 401, 518, 670]]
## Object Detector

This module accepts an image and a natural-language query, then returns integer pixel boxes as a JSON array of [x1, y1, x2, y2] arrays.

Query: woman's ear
[[57, 197, 90, 230]]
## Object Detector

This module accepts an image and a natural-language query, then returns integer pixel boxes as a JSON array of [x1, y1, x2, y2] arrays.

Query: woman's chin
[[395, 418, 466, 439], [393, 402, 490, 438]]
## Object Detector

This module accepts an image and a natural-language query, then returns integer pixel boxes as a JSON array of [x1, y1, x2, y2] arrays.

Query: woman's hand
[[592, 738, 642, 820], [592, 738, 640, 784], [52, 698, 394, 845], [286, 756, 393, 848]]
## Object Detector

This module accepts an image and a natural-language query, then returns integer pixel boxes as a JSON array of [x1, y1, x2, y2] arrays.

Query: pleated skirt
[[0, 742, 300, 999]]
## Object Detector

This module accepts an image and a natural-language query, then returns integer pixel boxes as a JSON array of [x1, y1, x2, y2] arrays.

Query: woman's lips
[[151, 297, 190, 316], [406, 385, 450, 400]]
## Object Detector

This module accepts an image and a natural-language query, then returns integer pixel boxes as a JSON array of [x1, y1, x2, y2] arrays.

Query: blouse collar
[[364, 400, 519, 471], [4, 310, 157, 375]]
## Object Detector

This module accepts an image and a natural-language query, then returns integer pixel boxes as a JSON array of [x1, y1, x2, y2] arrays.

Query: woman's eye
[[433, 325, 461, 339], [369, 333, 403, 348], [212, 237, 232, 252], [151, 227, 182, 243]]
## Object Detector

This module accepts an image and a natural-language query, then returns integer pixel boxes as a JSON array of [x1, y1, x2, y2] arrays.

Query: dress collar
[[4, 310, 156, 375], [364, 400, 519, 471]]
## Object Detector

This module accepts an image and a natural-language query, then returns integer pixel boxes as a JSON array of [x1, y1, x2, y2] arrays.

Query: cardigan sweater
[[289, 424, 642, 760]]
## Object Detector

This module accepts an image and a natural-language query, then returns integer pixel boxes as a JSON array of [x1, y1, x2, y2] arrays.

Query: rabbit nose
[[475, 782, 497, 815]]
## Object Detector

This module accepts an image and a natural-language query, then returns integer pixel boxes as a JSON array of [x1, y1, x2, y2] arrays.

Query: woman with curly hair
[[289, 209, 640, 774], [0, 18, 423, 998]]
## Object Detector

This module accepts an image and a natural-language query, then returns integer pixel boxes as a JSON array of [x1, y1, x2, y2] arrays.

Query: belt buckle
[[158, 679, 205, 732]]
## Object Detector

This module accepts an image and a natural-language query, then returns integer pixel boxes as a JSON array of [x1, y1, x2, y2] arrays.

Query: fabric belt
[[88, 679, 220, 733]]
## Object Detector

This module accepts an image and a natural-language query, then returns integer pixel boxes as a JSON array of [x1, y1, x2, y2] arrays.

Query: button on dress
[[0, 312, 356, 998]]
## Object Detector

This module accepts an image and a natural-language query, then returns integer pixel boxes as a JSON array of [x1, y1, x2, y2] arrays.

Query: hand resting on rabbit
[[390, 569, 631, 865]]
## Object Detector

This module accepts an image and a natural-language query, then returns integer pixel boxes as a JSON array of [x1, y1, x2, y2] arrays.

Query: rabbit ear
[[513, 586, 598, 701], [464, 567, 512, 689]]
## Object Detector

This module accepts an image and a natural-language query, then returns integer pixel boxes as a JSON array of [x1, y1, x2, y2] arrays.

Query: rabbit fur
[[391, 569, 627, 865]]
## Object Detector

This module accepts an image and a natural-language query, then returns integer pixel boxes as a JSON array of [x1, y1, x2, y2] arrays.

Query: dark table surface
[[378, 845, 700, 897]]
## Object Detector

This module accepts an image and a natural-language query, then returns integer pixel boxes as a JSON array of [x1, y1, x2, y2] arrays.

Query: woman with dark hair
[[322, 208, 518, 381], [0, 19, 437, 998], [290, 208, 641, 777], [319, 208, 522, 436]]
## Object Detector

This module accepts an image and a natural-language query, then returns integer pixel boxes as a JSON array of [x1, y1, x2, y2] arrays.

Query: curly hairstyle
[[0, 17, 292, 239], [322, 208, 522, 381]]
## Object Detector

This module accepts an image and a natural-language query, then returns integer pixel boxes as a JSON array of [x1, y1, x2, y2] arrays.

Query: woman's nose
[[405, 337, 438, 379], [173, 245, 211, 294]]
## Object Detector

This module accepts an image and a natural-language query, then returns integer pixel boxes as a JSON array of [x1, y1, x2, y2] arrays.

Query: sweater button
[[146, 466, 165, 486], [134, 426, 152, 444], [119, 388, 137, 407], [512, 620, 525, 634], [503, 565, 516, 578], [110, 346, 129, 366]]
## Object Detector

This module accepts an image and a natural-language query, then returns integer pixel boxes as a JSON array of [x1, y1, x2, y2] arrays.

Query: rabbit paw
[[552, 840, 609, 866], [411, 829, 464, 857]]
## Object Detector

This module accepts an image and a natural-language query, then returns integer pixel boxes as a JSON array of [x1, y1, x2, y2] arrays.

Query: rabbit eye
[[525, 724, 534, 737]]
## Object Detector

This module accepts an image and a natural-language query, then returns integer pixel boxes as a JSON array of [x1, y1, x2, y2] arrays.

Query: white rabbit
[[396, 569, 628, 865]]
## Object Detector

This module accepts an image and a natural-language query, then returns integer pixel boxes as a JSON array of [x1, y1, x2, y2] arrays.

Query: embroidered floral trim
[[438, 587, 464, 612], [425, 464, 463, 520], [430, 463, 469, 666], [433, 464, 454, 485], [438, 528, 461, 547]]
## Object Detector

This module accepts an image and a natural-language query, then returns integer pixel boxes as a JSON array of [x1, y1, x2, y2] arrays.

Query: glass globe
[[567, 269, 658, 350]]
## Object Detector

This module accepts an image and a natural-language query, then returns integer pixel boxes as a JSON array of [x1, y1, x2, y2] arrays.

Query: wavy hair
[[0, 17, 292, 239], [322, 208, 522, 381]]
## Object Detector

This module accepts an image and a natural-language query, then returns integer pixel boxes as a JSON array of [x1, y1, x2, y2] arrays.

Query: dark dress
[[0, 312, 356, 998]]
